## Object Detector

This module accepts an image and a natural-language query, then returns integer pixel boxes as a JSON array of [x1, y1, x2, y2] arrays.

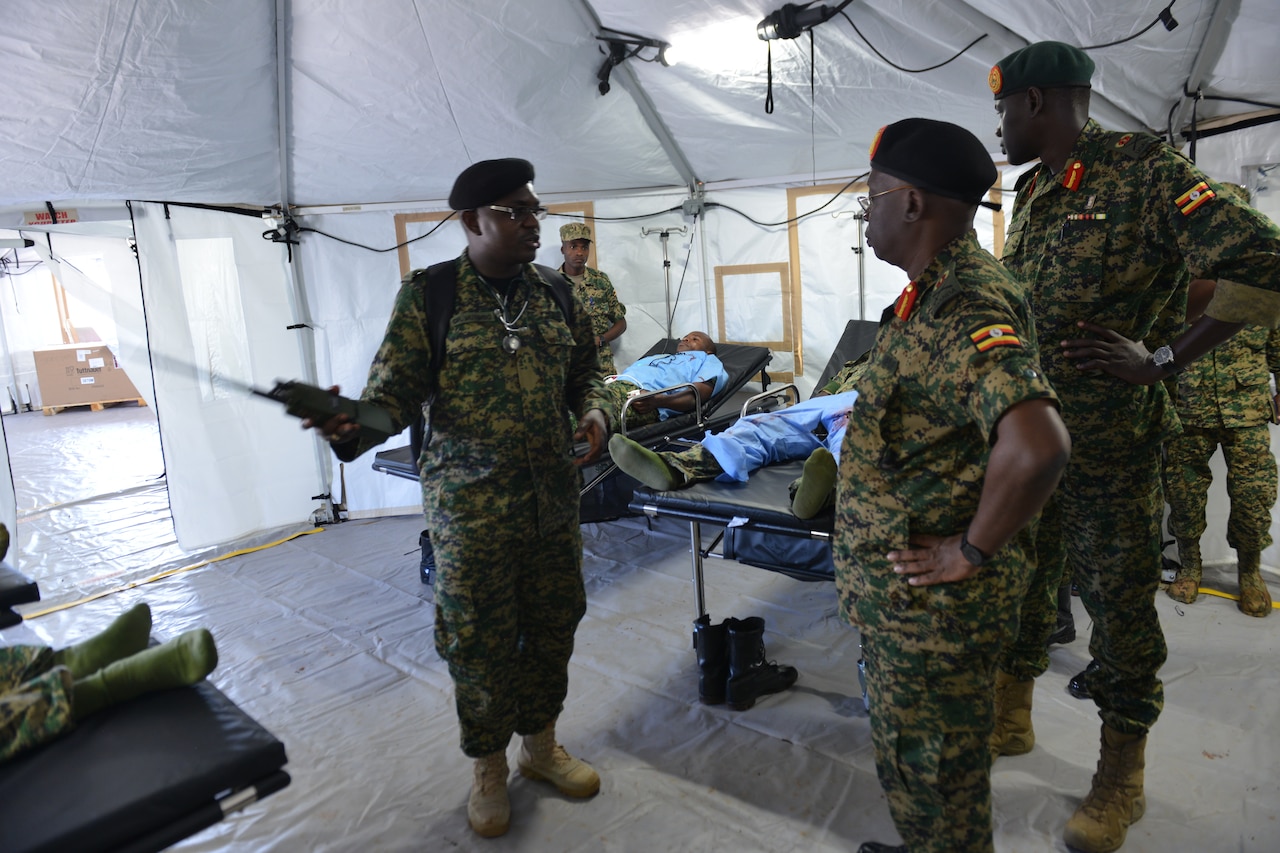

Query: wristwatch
[[1152, 345, 1178, 373], [959, 532, 991, 567]]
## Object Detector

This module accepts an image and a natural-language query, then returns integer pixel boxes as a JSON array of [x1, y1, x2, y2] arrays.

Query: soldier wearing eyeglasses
[[313, 158, 611, 838]]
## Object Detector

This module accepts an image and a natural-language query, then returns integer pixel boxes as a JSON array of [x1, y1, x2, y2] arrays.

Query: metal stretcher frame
[[629, 460, 834, 618], [370, 338, 774, 523]]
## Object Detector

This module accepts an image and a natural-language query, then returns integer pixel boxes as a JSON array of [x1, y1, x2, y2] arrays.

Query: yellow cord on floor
[[22, 527, 325, 619], [1193, 586, 1280, 609]]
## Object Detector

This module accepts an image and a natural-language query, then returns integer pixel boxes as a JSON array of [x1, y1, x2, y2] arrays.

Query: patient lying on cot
[[609, 358, 865, 519], [602, 330, 729, 430], [1, 533, 218, 764]]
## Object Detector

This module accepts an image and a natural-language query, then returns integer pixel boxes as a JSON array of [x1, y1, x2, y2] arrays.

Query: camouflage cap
[[448, 158, 535, 210], [989, 41, 1094, 99], [559, 222, 593, 242], [869, 118, 997, 206]]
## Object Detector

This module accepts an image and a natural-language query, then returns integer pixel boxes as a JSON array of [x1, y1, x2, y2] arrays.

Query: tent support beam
[[1169, 0, 1241, 141], [568, 0, 701, 194]]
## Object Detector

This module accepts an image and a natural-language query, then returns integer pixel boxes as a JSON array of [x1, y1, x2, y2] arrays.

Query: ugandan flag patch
[[970, 323, 1022, 352], [1176, 181, 1216, 215]]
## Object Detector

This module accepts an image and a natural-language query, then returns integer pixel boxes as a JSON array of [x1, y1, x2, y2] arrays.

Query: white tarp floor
[[2, 410, 1279, 852]]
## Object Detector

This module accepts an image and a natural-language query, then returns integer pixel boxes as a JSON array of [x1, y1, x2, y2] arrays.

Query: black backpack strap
[[533, 263, 575, 329], [410, 260, 459, 468]]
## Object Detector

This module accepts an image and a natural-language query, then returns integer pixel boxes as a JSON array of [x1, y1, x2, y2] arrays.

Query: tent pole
[[1169, 0, 1241, 144]]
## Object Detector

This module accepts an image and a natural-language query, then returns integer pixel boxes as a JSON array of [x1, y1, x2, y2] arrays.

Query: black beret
[[448, 158, 535, 210], [990, 41, 1094, 99], [869, 118, 997, 206]]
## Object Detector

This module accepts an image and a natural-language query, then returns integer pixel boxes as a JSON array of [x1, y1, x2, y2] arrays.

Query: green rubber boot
[[72, 628, 218, 720], [791, 447, 837, 519], [53, 603, 152, 678], [609, 434, 680, 490]]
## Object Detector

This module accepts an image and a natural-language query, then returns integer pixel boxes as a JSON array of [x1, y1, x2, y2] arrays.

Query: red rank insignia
[[1061, 160, 1085, 192], [970, 323, 1022, 352], [1115, 133, 1133, 148], [894, 281, 918, 321], [1176, 181, 1216, 215]]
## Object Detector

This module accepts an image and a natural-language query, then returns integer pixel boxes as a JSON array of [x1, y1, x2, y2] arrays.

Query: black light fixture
[[595, 28, 672, 96], [756, 3, 838, 41]]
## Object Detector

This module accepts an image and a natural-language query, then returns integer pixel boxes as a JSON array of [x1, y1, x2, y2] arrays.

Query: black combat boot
[[693, 614, 730, 705], [419, 530, 436, 586], [724, 616, 798, 710], [1047, 578, 1076, 645], [1068, 658, 1101, 700], [857, 843, 907, 853]]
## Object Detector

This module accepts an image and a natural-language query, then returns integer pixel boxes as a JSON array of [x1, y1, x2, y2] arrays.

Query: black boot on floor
[[1068, 658, 1100, 700], [857, 843, 907, 853], [1047, 580, 1076, 646], [419, 530, 436, 586], [693, 614, 730, 705], [725, 616, 798, 710]]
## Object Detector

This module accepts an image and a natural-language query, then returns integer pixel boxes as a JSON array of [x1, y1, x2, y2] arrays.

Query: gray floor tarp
[[2, 405, 1277, 851]]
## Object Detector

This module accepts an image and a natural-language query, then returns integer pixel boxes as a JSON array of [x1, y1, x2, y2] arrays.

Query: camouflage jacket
[[350, 250, 610, 531], [833, 232, 1057, 614], [1002, 119, 1280, 449], [561, 265, 626, 339], [1176, 325, 1280, 428]]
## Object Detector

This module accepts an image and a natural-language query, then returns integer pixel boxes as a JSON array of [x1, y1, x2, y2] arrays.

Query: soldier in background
[[313, 159, 612, 838], [559, 222, 627, 374], [835, 118, 1070, 853], [1165, 187, 1280, 618]]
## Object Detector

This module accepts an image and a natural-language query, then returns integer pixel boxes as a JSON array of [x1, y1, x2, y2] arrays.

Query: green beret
[[448, 158, 535, 210], [559, 222, 593, 242], [989, 41, 1094, 99], [869, 118, 997, 206]]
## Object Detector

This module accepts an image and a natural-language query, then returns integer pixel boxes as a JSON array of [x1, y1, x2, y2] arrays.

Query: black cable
[[705, 173, 866, 228], [1186, 91, 1280, 112], [294, 211, 456, 253], [837, 10, 986, 73], [1079, 1, 1176, 50], [665, 214, 699, 337]]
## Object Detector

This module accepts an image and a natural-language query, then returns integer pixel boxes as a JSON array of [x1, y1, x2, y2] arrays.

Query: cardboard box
[[32, 344, 141, 409]]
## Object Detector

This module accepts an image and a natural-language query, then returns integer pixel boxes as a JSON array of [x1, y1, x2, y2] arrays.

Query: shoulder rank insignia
[[1061, 160, 1085, 192], [1115, 133, 1133, 148], [893, 281, 918, 320], [1176, 181, 1216, 215], [970, 323, 1022, 352]]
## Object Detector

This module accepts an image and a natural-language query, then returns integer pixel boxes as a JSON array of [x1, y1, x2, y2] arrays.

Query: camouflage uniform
[[1166, 327, 1280, 551], [833, 232, 1057, 853], [342, 249, 610, 758], [997, 119, 1280, 732], [561, 266, 626, 375], [1, 645, 75, 763]]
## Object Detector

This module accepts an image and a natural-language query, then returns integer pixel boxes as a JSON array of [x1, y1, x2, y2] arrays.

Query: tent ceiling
[[0, 0, 1276, 209]]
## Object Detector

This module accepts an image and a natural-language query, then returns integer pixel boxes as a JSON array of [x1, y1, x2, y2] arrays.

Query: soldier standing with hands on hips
[[987, 41, 1280, 853]]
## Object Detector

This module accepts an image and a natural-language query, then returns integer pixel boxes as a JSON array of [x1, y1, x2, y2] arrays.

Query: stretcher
[[370, 338, 775, 523], [624, 319, 879, 615], [0, 563, 290, 853]]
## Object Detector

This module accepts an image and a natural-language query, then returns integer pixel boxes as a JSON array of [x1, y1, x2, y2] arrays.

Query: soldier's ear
[[461, 209, 482, 237]]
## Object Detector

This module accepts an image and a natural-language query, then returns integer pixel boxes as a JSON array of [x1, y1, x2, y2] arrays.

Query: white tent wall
[[130, 203, 326, 549]]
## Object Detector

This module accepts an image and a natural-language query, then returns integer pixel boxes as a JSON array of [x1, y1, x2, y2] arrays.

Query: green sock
[[791, 448, 837, 519], [609, 434, 680, 490], [53, 603, 152, 678], [72, 628, 218, 720]]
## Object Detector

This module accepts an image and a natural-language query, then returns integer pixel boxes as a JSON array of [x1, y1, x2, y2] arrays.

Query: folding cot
[[0, 562, 291, 853]]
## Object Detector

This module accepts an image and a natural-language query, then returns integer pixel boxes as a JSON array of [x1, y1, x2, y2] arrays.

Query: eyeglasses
[[488, 204, 549, 221], [856, 185, 914, 214]]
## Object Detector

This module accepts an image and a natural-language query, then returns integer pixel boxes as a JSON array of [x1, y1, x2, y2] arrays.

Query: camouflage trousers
[[597, 343, 617, 377], [600, 380, 664, 433], [854, 537, 1029, 853], [1, 645, 75, 764], [1165, 424, 1277, 550], [664, 443, 725, 484], [999, 445, 1167, 733], [431, 489, 587, 758]]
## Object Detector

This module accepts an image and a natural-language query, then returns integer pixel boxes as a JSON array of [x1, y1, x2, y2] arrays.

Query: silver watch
[[1152, 345, 1178, 373]]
